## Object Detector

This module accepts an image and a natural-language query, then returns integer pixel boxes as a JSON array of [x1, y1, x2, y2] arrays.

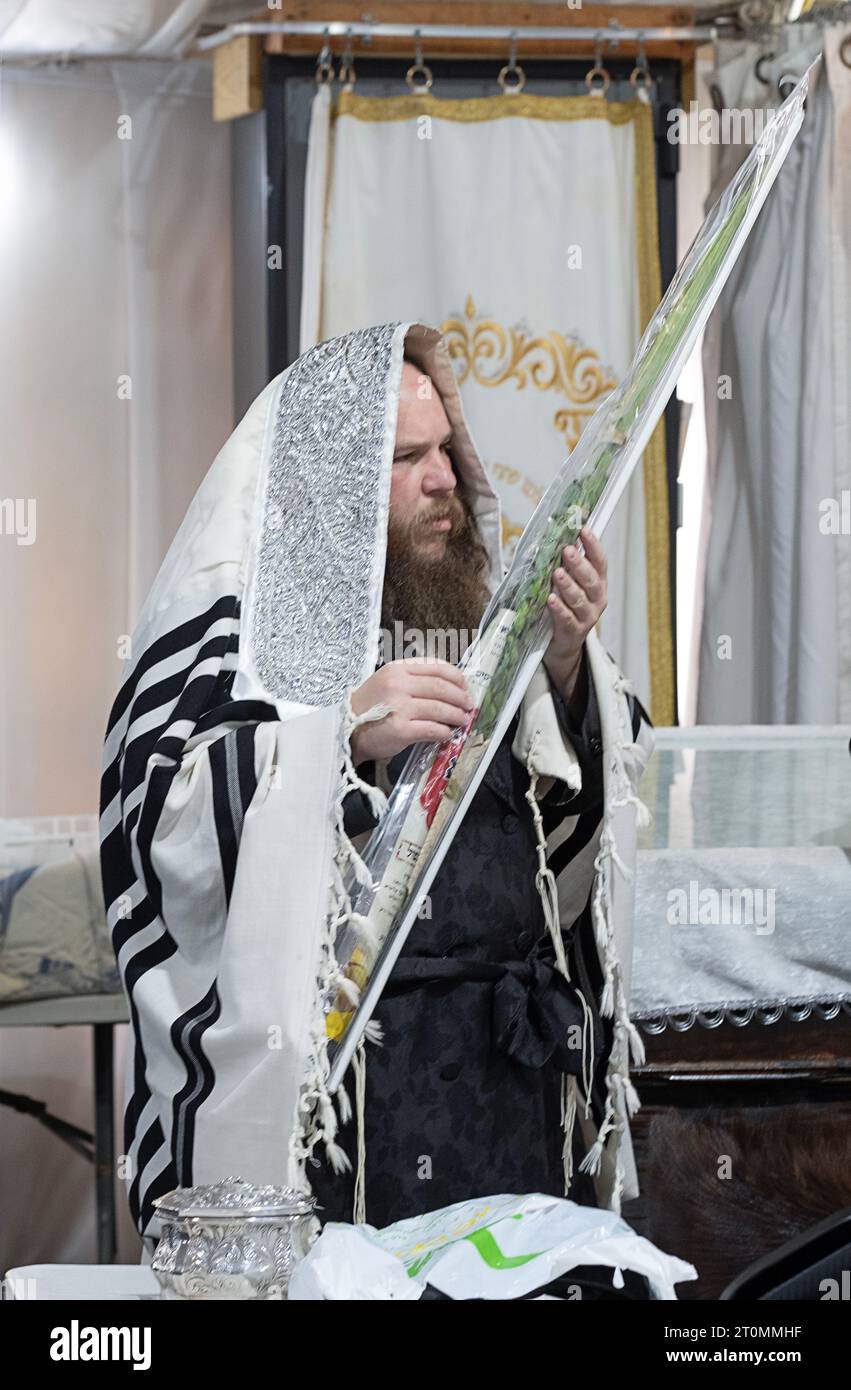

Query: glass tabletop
[[638, 726, 851, 853]]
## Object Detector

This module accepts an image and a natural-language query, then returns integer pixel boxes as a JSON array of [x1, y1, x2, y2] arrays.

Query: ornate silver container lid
[[152, 1176, 316, 1222]]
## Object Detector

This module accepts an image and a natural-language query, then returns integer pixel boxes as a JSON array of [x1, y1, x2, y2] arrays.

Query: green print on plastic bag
[[406, 1217, 544, 1278], [464, 1227, 545, 1271]]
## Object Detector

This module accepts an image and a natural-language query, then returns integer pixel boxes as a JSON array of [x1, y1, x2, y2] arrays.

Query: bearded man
[[100, 323, 651, 1249]]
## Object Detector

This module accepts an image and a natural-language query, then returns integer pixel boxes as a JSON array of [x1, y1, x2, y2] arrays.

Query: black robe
[[310, 669, 624, 1228]]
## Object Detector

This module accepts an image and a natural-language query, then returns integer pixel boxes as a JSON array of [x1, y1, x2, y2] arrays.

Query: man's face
[[382, 359, 490, 642], [391, 361, 464, 560]]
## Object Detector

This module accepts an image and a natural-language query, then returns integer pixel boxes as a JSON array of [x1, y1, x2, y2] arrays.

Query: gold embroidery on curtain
[[441, 296, 617, 452], [633, 104, 675, 726], [334, 92, 643, 125]]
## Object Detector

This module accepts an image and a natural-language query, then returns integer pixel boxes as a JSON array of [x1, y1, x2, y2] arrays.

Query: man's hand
[[350, 659, 473, 765], [543, 527, 608, 704]]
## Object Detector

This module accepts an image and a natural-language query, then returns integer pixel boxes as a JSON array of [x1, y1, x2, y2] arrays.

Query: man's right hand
[[350, 659, 473, 765]]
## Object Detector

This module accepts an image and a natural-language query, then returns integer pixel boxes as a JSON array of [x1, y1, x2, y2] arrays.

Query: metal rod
[[93, 1022, 117, 1266], [195, 21, 717, 53]]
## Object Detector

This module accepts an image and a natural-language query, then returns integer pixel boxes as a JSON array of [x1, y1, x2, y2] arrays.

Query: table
[[0, 993, 129, 1264], [3, 1263, 159, 1300]]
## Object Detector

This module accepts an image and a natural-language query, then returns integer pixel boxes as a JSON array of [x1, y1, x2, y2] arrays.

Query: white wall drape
[[697, 29, 851, 723], [0, 1, 212, 56], [0, 58, 232, 1267], [0, 58, 233, 817], [303, 91, 675, 724]]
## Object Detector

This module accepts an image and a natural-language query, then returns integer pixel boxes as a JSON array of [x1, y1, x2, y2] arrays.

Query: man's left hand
[[543, 527, 608, 704]]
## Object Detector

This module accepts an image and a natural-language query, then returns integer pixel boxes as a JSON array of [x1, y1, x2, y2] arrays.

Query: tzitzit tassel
[[625, 1014, 646, 1069], [352, 1038, 367, 1225], [525, 737, 570, 980], [624, 1075, 642, 1118], [561, 1074, 578, 1195], [327, 969, 361, 1009], [578, 1097, 616, 1177], [336, 1080, 352, 1126]]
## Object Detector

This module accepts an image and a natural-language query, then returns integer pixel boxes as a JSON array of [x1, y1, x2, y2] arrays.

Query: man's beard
[[381, 493, 491, 659]]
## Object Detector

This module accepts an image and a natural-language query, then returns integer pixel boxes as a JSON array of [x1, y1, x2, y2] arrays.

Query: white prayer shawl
[[99, 321, 650, 1239]]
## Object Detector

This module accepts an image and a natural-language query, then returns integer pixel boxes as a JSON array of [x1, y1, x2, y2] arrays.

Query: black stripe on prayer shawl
[[121, 671, 221, 801], [121, 933, 180, 1168], [117, 631, 236, 738], [108, 639, 241, 810], [236, 722, 259, 814], [132, 1119, 178, 1236], [547, 807, 604, 881], [205, 721, 262, 905], [111, 895, 156, 962], [99, 822, 133, 922], [170, 983, 222, 1186], [122, 931, 178, 1015], [193, 699, 280, 738], [128, 1114, 167, 1228], [132, 765, 183, 932], [104, 595, 239, 737], [124, 801, 141, 843], [125, 1026, 152, 1168], [209, 736, 240, 907]]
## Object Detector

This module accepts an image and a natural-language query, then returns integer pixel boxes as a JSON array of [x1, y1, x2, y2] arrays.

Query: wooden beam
[[212, 33, 264, 121], [264, 2, 701, 62], [679, 49, 696, 108]]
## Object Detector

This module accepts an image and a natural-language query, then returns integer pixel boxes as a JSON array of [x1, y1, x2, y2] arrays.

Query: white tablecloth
[[4, 1264, 160, 1300]]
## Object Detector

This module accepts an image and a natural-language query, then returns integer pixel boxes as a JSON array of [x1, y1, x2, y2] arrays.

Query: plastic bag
[[289, 1193, 697, 1301]]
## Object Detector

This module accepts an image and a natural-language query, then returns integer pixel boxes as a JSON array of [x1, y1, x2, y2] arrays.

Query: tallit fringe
[[288, 694, 391, 1206], [364, 1018, 384, 1046], [525, 739, 570, 981], [561, 1073, 579, 1194], [327, 969, 360, 1009], [352, 1038, 367, 1225], [574, 657, 652, 1212], [525, 738, 596, 1183], [336, 1080, 352, 1126], [532, 653, 652, 1215]]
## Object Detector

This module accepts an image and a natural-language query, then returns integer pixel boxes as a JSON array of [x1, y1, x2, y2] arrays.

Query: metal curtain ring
[[740, 0, 773, 22], [406, 62, 433, 95], [585, 65, 610, 97], [778, 71, 797, 100], [754, 51, 775, 86], [498, 62, 526, 93], [629, 33, 652, 93], [841, 35, 851, 70], [339, 29, 356, 88], [629, 65, 653, 90], [315, 31, 333, 86]]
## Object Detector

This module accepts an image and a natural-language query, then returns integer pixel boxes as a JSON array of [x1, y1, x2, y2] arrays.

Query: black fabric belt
[[383, 955, 602, 1075]]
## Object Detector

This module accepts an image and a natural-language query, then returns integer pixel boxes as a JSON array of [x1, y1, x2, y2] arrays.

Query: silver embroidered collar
[[251, 324, 400, 705]]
